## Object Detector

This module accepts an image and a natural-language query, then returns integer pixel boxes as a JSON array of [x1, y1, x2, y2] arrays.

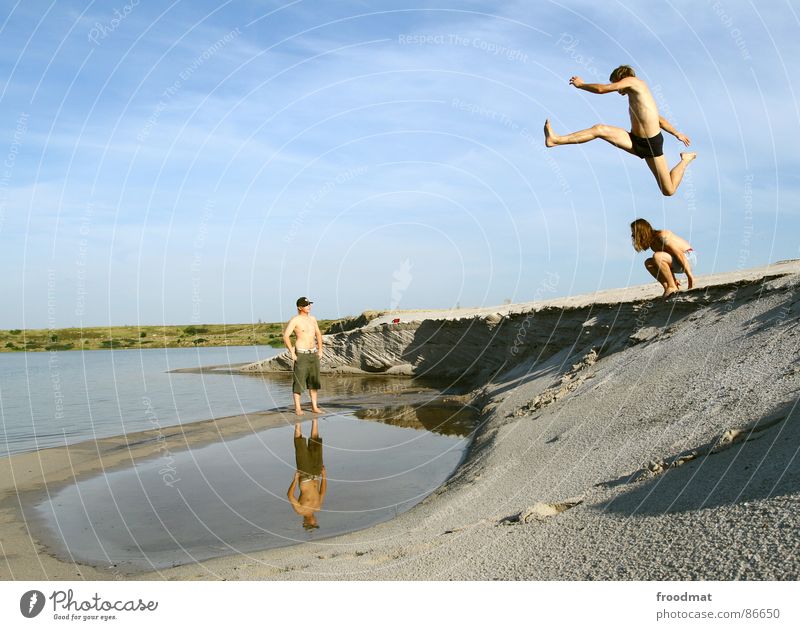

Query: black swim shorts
[[629, 131, 664, 159]]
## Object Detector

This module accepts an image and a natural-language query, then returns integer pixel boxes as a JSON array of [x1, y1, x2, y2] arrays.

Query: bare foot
[[680, 152, 696, 163], [663, 287, 679, 298], [544, 119, 558, 147], [294, 408, 305, 416], [311, 407, 324, 414]]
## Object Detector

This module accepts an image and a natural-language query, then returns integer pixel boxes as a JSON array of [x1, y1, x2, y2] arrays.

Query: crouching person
[[631, 218, 696, 297]]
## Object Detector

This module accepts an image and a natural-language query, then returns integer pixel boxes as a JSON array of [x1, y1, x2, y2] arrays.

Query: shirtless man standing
[[630, 218, 696, 297], [544, 65, 696, 196], [282, 297, 323, 415]]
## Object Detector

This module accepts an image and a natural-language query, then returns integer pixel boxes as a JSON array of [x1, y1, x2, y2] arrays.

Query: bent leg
[[545, 120, 634, 153], [652, 252, 679, 295], [645, 153, 697, 197], [644, 257, 668, 291]]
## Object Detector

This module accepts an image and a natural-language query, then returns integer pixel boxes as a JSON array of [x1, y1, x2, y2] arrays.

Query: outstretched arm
[[570, 75, 635, 94], [659, 116, 691, 146]]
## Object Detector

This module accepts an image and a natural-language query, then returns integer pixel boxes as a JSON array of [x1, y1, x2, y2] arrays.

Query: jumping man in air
[[544, 65, 696, 196]]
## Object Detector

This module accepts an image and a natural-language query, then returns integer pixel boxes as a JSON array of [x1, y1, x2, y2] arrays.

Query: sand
[[2, 261, 799, 580]]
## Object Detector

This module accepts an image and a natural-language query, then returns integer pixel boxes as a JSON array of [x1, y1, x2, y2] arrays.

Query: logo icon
[[20, 590, 46, 618]]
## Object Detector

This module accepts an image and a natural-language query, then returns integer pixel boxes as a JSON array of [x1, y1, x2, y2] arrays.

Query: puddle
[[29, 405, 477, 572]]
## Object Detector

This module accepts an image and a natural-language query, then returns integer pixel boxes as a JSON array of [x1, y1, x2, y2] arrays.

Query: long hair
[[630, 218, 655, 252], [610, 65, 636, 83]]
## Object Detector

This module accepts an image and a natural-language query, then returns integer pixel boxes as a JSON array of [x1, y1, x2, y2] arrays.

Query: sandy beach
[[2, 260, 799, 580]]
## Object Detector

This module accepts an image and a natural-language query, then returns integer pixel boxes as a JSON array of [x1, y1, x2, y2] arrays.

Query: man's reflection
[[287, 418, 327, 529]]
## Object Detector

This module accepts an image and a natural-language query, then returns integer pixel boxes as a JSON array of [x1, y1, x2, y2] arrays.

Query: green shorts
[[292, 352, 321, 394], [294, 436, 323, 480]]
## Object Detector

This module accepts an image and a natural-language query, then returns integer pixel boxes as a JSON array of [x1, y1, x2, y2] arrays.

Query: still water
[[31, 410, 472, 572], [0, 346, 282, 457]]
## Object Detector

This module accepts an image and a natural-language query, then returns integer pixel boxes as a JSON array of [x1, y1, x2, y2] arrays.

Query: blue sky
[[1, 0, 799, 328]]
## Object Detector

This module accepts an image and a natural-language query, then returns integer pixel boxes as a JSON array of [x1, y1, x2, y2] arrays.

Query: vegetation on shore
[[0, 320, 346, 353]]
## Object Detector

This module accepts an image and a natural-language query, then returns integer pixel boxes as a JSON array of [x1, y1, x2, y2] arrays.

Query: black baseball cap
[[296, 297, 313, 307]]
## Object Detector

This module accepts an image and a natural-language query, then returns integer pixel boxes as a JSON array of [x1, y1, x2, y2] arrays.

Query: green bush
[[45, 343, 74, 351], [183, 326, 209, 335]]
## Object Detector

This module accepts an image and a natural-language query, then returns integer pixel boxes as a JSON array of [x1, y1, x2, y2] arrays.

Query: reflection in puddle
[[288, 419, 326, 530], [354, 403, 479, 437], [29, 412, 469, 572]]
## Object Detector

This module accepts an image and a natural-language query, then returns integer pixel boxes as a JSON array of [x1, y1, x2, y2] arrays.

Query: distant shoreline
[[0, 320, 345, 353]]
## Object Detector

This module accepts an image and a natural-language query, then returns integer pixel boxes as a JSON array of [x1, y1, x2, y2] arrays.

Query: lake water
[[0, 346, 284, 457]]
